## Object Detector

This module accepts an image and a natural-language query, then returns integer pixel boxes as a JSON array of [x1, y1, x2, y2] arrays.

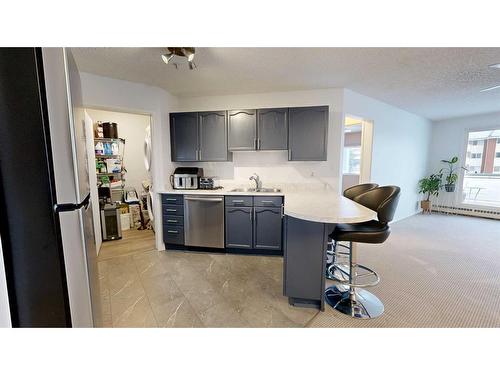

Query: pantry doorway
[[84, 108, 154, 256]]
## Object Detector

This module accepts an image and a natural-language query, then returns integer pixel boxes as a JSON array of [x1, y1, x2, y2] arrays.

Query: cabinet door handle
[[258, 139, 261, 150], [261, 200, 274, 204], [254, 138, 257, 150], [249, 208, 252, 220], [288, 149, 292, 160], [281, 204, 285, 218], [167, 219, 178, 223], [166, 198, 177, 201], [167, 230, 179, 234], [232, 199, 244, 203], [166, 208, 177, 212]]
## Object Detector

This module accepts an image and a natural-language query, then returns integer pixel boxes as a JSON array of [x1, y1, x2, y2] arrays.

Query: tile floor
[[97, 230, 318, 327]]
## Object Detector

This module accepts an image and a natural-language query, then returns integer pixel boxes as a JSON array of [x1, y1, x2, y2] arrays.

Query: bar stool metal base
[[325, 285, 384, 319]]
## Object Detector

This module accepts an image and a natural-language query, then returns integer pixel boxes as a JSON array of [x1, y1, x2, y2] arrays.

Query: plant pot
[[444, 184, 456, 192], [421, 200, 432, 212]]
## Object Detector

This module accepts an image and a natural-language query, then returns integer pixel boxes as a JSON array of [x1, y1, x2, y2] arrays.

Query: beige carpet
[[308, 213, 500, 327]]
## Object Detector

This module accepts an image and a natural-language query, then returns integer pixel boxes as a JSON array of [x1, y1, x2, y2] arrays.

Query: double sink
[[229, 187, 281, 193]]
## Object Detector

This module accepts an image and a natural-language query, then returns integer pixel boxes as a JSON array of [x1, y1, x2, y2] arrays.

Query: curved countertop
[[158, 183, 376, 224], [283, 191, 376, 224]]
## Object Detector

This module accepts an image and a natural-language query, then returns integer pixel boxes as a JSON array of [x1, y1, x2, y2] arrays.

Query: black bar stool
[[325, 186, 401, 319], [326, 183, 379, 279]]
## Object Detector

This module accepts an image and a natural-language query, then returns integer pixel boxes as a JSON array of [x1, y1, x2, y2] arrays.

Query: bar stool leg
[[325, 242, 384, 319]]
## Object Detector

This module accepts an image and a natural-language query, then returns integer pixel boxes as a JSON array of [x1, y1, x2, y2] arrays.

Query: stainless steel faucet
[[249, 173, 262, 190]]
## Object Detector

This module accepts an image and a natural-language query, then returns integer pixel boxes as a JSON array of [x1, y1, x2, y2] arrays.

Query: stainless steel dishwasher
[[184, 195, 225, 248]]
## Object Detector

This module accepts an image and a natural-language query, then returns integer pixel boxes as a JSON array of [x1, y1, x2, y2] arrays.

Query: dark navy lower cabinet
[[162, 194, 185, 246], [225, 195, 284, 255], [225, 207, 253, 249], [253, 207, 282, 250]]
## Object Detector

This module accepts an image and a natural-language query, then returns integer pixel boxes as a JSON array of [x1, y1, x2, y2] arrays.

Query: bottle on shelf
[[104, 142, 112, 155], [95, 141, 104, 155], [111, 141, 119, 155]]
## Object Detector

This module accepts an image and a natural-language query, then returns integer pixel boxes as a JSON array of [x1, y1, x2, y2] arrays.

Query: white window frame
[[460, 126, 500, 209]]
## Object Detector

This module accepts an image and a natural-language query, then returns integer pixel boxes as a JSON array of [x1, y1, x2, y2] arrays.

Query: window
[[343, 146, 361, 174], [463, 128, 500, 207]]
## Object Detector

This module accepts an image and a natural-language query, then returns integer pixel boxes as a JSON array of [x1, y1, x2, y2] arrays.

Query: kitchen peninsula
[[159, 184, 375, 310]]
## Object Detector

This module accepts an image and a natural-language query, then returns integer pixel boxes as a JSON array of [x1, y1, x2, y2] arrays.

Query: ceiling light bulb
[[162, 53, 173, 64], [188, 61, 195, 70], [489, 63, 500, 69]]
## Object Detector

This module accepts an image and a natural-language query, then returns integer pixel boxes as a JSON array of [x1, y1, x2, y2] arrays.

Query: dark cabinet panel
[[253, 196, 283, 207], [162, 205, 184, 216], [163, 226, 185, 245], [257, 108, 288, 150], [225, 207, 253, 248], [228, 109, 257, 151], [224, 195, 253, 207], [199, 111, 228, 161], [283, 216, 327, 303], [170, 112, 198, 161], [162, 194, 185, 246], [161, 194, 184, 205], [253, 207, 282, 250], [288, 106, 329, 161]]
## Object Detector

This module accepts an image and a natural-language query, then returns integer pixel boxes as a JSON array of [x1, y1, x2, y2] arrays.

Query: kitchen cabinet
[[225, 207, 253, 249], [283, 216, 329, 309], [288, 106, 329, 161], [199, 111, 229, 161], [225, 195, 284, 253], [170, 112, 198, 161], [228, 108, 288, 151], [228, 109, 256, 151], [162, 194, 185, 246], [253, 207, 282, 250], [170, 111, 230, 162], [257, 108, 288, 150]]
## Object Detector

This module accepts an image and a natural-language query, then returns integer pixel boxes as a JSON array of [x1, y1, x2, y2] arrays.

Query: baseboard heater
[[432, 204, 500, 220]]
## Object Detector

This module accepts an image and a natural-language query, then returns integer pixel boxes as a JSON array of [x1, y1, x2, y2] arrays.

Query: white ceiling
[[72, 47, 500, 121]]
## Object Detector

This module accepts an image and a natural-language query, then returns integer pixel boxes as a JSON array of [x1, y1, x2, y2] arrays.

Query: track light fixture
[[161, 47, 196, 70]]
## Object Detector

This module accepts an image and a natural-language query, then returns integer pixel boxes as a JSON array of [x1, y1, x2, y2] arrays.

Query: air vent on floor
[[432, 204, 500, 220]]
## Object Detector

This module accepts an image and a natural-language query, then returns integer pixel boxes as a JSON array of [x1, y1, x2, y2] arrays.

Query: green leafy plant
[[418, 173, 442, 201], [440, 156, 459, 185]]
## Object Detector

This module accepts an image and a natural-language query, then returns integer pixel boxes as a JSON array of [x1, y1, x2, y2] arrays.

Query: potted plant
[[418, 173, 441, 213], [440, 156, 459, 192]]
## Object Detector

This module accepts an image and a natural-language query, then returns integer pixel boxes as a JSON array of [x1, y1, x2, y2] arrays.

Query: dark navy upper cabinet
[[257, 108, 288, 150], [288, 106, 329, 161], [253, 207, 282, 250], [225, 207, 253, 249], [199, 111, 229, 161], [170, 112, 198, 162], [170, 111, 230, 162], [228, 109, 257, 151]]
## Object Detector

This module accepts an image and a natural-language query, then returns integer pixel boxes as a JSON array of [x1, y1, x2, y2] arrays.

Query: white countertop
[[157, 182, 376, 224]]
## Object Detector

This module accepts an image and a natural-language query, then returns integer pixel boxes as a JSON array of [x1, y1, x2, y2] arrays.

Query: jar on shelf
[[95, 121, 104, 138]]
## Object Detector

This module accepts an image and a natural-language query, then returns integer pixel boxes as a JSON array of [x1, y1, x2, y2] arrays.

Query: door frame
[[340, 114, 374, 191], [83, 105, 155, 252]]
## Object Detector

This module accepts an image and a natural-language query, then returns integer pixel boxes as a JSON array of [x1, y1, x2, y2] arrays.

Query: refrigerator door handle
[[54, 193, 91, 213]]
